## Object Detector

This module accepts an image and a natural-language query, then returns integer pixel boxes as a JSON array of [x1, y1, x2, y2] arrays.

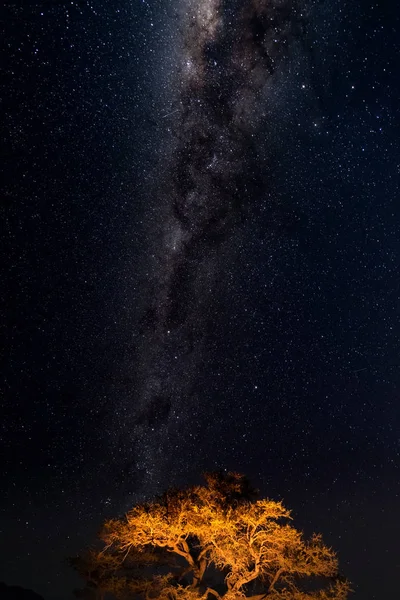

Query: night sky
[[2, 0, 400, 599]]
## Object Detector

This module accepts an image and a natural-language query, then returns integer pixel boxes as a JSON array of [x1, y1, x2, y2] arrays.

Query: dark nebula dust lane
[[115, 0, 307, 492]]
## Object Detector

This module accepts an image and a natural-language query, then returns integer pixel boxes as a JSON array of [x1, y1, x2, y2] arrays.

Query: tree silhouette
[[71, 472, 350, 600]]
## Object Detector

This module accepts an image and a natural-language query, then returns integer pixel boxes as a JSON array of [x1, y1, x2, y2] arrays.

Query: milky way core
[[117, 0, 305, 494]]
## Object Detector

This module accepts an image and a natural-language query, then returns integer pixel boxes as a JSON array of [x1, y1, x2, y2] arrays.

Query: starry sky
[[1, 0, 400, 599]]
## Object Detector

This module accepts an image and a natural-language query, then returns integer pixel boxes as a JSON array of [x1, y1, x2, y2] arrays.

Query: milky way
[[118, 0, 306, 493]]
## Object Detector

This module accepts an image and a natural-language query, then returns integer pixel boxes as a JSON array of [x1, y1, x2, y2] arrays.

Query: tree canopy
[[72, 472, 350, 600]]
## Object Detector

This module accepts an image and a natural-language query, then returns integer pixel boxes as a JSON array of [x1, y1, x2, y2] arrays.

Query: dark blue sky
[[1, 1, 399, 599]]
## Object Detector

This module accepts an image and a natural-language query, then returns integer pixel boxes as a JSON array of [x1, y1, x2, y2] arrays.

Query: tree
[[72, 472, 350, 600]]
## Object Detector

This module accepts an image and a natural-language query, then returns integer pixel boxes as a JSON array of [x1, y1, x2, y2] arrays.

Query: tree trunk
[[192, 558, 207, 588], [192, 568, 201, 588]]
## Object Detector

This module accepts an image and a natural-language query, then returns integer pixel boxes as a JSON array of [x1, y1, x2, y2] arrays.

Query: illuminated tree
[[72, 472, 350, 600]]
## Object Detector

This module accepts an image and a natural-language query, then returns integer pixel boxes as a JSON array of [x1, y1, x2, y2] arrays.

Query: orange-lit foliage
[[73, 472, 350, 600]]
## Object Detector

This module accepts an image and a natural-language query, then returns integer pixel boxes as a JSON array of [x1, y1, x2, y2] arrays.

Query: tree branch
[[171, 544, 195, 566], [268, 567, 284, 592], [198, 544, 213, 561], [205, 587, 222, 600]]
